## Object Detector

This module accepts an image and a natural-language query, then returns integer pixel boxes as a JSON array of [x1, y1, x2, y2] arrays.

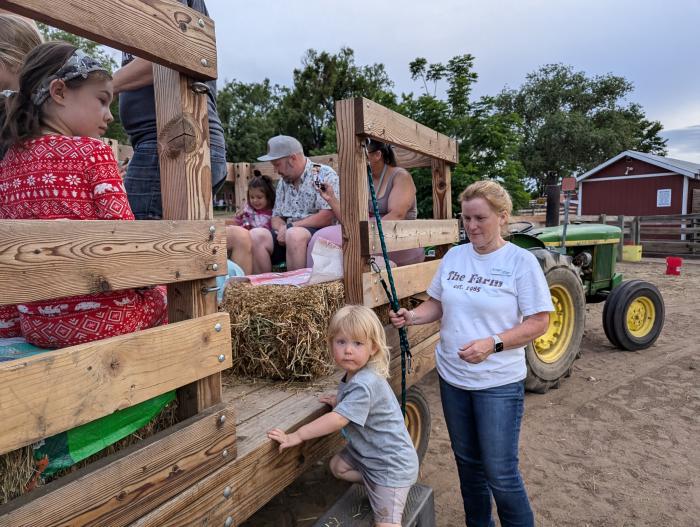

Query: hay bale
[[220, 280, 345, 381], [0, 399, 179, 505]]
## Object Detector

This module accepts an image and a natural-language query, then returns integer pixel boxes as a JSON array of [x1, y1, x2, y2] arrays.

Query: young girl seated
[[268, 305, 419, 527], [231, 173, 275, 230], [0, 42, 166, 348]]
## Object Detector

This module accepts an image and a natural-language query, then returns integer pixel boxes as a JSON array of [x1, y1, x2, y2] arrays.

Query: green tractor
[[508, 222, 665, 393]]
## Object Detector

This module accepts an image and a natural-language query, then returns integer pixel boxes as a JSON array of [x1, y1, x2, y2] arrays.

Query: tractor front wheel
[[525, 249, 586, 393], [403, 386, 431, 464], [603, 280, 664, 351]]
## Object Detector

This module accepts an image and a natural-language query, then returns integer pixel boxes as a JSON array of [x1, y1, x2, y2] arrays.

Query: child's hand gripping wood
[[267, 411, 348, 453]]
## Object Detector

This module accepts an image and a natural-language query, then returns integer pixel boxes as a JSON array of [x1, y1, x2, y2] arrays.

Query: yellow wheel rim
[[626, 296, 655, 338], [533, 285, 574, 364], [404, 401, 422, 451]]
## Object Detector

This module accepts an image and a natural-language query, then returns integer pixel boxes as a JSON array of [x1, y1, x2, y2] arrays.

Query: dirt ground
[[244, 259, 699, 526]]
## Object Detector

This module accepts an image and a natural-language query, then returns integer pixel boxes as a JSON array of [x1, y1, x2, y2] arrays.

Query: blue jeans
[[439, 377, 534, 527], [124, 140, 227, 220]]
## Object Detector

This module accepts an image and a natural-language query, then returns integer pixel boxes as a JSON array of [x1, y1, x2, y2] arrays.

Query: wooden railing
[[0, 0, 235, 524]]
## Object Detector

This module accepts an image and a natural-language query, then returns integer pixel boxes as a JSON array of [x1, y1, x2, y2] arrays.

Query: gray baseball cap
[[257, 135, 304, 161]]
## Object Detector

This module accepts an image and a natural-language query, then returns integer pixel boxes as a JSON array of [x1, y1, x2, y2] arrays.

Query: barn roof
[[577, 150, 700, 181]]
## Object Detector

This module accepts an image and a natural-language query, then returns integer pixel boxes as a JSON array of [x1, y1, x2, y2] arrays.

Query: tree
[[400, 55, 528, 216], [494, 63, 667, 224], [38, 24, 128, 143], [279, 48, 396, 154], [216, 79, 285, 162]]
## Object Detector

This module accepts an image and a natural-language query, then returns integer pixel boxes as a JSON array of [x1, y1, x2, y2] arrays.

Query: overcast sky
[[203, 0, 699, 162]]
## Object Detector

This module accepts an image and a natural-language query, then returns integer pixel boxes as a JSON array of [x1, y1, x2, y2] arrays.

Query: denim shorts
[[124, 140, 227, 220]]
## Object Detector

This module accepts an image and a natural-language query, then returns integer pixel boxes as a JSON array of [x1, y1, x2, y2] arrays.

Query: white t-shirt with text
[[427, 242, 554, 390]]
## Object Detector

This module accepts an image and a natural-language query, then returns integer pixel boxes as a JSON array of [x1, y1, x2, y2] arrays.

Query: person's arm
[[112, 58, 154, 95], [458, 312, 549, 364], [381, 169, 417, 221], [316, 184, 341, 220], [390, 297, 443, 328], [292, 209, 335, 229], [267, 411, 349, 452]]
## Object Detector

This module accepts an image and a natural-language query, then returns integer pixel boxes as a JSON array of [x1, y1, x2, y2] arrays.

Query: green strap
[[366, 159, 412, 416]]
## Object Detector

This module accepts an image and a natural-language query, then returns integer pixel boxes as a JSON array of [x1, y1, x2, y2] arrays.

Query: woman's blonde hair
[[0, 14, 43, 78], [327, 305, 391, 379], [459, 180, 513, 234]]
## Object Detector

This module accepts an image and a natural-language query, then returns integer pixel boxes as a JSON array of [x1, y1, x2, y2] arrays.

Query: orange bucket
[[665, 256, 683, 275]]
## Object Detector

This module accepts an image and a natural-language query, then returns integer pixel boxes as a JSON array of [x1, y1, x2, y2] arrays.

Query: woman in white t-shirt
[[390, 180, 553, 527]]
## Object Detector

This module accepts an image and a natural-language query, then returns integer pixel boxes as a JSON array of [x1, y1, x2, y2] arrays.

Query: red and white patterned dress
[[0, 135, 167, 348]]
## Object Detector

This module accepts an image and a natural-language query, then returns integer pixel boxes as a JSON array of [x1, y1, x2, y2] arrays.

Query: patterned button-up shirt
[[272, 158, 340, 222]]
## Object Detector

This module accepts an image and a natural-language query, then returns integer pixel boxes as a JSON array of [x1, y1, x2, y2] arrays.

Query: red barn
[[577, 151, 700, 216]]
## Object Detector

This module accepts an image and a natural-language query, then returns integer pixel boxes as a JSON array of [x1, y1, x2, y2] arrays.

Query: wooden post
[[153, 65, 221, 418], [233, 162, 252, 210], [431, 159, 452, 258], [634, 216, 641, 245], [336, 98, 369, 304], [617, 214, 624, 262], [598, 213, 607, 225]]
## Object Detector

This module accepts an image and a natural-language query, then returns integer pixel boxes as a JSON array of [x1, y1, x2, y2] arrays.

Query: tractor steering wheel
[[509, 220, 534, 234]]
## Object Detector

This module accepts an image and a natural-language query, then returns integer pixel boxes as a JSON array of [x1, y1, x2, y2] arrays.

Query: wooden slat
[[638, 213, 700, 221], [3, 0, 217, 79], [0, 220, 226, 305], [388, 333, 439, 394], [360, 219, 459, 255], [355, 97, 458, 164], [394, 146, 433, 169], [130, 391, 345, 526], [1, 404, 235, 527], [229, 163, 251, 210], [362, 259, 441, 308], [0, 312, 231, 455], [153, 66, 222, 417], [336, 99, 369, 304]]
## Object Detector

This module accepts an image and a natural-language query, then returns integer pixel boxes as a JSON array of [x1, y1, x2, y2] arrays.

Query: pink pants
[[306, 225, 425, 268]]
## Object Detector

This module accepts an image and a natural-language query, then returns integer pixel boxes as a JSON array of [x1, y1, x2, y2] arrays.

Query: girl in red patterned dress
[[0, 42, 167, 348]]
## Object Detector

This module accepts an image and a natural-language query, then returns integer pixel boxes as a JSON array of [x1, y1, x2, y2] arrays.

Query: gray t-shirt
[[333, 367, 419, 487]]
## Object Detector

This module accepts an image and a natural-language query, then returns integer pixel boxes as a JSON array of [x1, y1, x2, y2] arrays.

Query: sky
[[184, 1, 700, 162]]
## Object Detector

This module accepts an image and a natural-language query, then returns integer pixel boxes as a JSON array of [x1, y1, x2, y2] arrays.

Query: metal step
[[312, 483, 435, 527]]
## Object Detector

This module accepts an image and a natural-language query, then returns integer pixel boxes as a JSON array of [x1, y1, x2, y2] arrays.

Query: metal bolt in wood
[[222, 449, 229, 458], [224, 516, 233, 527], [218, 354, 226, 362], [198, 18, 205, 27], [201, 58, 209, 67], [218, 415, 226, 425], [223, 486, 232, 498], [214, 322, 222, 332]]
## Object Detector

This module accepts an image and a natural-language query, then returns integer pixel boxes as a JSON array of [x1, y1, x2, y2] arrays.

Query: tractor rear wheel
[[525, 249, 586, 393], [603, 280, 664, 351], [403, 386, 431, 464]]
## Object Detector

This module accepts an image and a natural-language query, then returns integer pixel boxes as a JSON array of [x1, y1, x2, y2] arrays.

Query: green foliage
[[37, 23, 127, 143], [217, 79, 284, 162], [216, 48, 396, 161], [493, 63, 667, 193], [400, 55, 528, 214]]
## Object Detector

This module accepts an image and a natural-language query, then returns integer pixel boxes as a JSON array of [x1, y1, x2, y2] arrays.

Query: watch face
[[495, 342, 504, 352]]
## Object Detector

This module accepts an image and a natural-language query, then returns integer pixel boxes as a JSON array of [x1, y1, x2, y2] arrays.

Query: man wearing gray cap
[[250, 135, 340, 272]]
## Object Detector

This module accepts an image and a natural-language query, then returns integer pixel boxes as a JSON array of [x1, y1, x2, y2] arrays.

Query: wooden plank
[[0, 405, 235, 527], [355, 97, 458, 164], [360, 219, 458, 255], [394, 146, 433, 169], [432, 159, 453, 258], [231, 163, 252, 210], [0, 220, 226, 305], [130, 390, 345, 526], [388, 333, 439, 394], [153, 66, 221, 417], [2, 0, 217, 79], [638, 213, 700, 222], [362, 259, 441, 308], [0, 312, 231, 455], [336, 99, 369, 304]]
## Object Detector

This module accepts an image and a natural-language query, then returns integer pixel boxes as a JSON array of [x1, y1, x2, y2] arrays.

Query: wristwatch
[[492, 334, 504, 353]]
